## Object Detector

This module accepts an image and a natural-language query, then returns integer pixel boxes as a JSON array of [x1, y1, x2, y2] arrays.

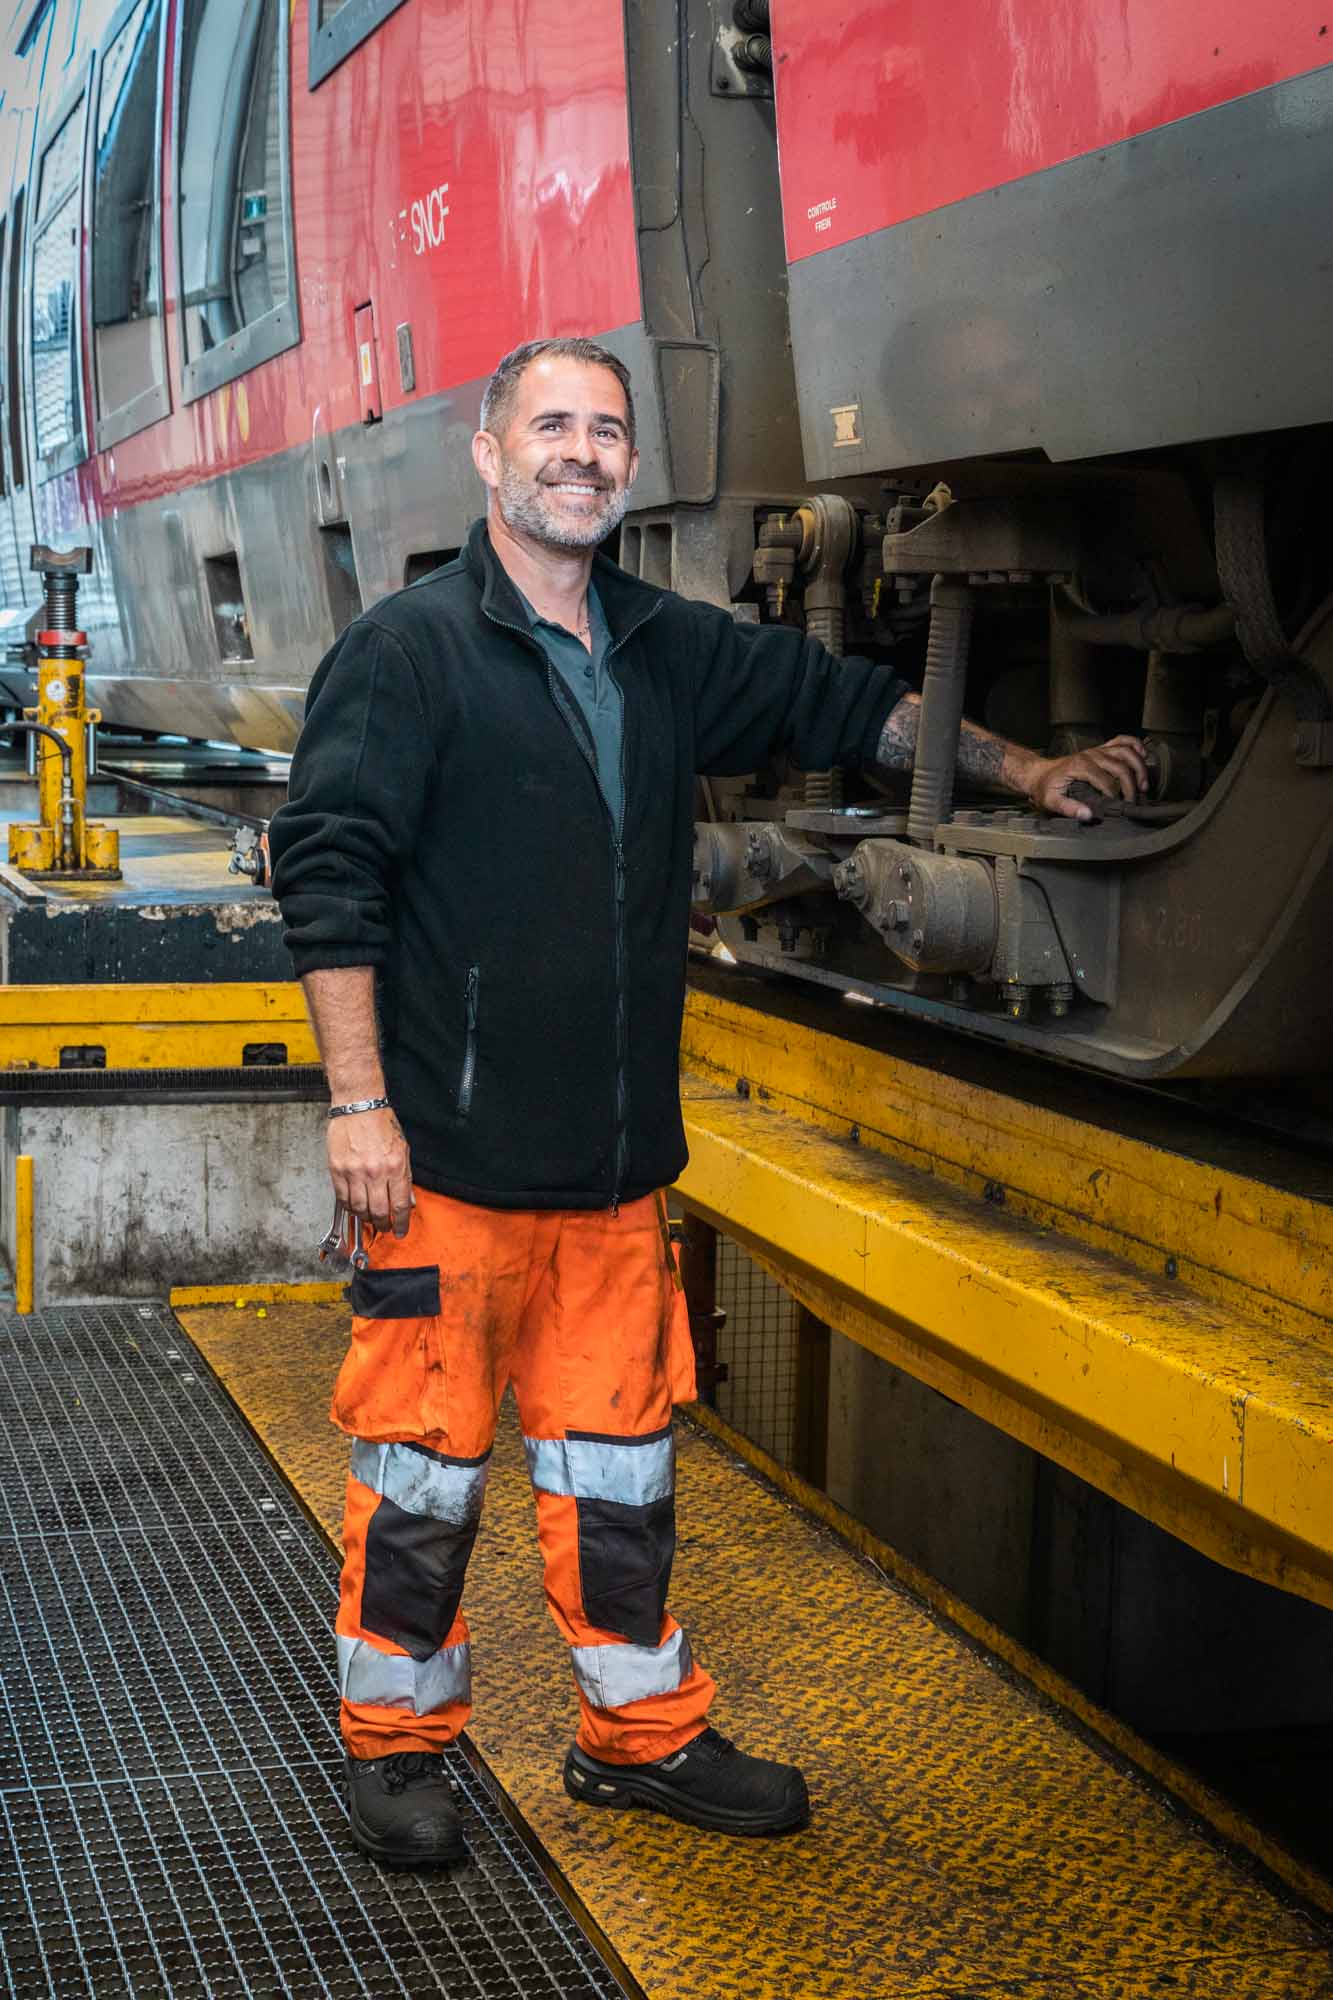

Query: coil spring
[[804, 768, 844, 810]]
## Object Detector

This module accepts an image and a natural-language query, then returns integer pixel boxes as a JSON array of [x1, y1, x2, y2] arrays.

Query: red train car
[[0, 0, 1329, 1078]]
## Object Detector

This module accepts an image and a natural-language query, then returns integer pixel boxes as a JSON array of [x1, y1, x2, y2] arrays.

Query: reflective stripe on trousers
[[523, 1426, 674, 1507], [338, 1633, 473, 1716], [351, 1437, 490, 1525], [570, 1626, 693, 1711]]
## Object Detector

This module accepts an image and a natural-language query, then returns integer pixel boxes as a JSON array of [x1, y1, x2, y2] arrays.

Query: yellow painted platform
[[676, 982, 1333, 1611], [178, 1297, 1333, 2000]]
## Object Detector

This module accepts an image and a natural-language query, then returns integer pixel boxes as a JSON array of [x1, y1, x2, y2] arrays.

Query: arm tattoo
[[874, 691, 1025, 793], [954, 719, 1007, 786], [873, 693, 919, 774]]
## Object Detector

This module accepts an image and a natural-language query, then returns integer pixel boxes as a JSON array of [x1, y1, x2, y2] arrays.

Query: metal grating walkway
[[0, 1303, 632, 2000]]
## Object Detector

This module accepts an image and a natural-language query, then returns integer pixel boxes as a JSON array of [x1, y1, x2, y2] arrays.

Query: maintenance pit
[[0, 759, 327, 1299]]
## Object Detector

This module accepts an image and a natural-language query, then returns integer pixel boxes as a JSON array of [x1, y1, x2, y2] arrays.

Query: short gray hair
[[479, 338, 636, 449]]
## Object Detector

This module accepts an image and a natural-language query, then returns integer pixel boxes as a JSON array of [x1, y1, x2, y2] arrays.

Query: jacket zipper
[[458, 963, 480, 1117], [483, 593, 662, 1211]]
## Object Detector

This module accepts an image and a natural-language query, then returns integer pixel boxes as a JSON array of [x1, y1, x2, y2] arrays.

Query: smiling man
[[269, 337, 1146, 1869]]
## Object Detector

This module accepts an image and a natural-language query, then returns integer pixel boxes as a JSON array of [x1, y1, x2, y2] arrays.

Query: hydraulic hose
[[1054, 598, 1235, 653], [0, 720, 76, 867], [907, 579, 974, 848]]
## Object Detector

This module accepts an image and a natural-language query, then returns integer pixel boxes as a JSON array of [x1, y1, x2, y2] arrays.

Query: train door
[[0, 175, 39, 618]]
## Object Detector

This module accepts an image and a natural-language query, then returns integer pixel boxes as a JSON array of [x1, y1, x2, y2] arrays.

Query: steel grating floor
[[0, 1303, 633, 2000]]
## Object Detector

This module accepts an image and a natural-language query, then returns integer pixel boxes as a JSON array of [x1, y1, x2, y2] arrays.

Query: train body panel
[[773, 0, 1332, 260], [770, 4, 1333, 469]]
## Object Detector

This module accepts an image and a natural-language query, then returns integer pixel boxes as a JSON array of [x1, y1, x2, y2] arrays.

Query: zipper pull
[[465, 963, 479, 1028]]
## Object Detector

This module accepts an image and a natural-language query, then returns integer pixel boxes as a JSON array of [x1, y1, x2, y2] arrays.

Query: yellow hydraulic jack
[[4, 545, 120, 879]]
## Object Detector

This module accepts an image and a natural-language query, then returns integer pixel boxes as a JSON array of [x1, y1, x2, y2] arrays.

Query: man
[[269, 337, 1146, 1868]]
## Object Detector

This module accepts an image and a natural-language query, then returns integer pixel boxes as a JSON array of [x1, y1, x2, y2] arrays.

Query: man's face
[[475, 357, 638, 551]]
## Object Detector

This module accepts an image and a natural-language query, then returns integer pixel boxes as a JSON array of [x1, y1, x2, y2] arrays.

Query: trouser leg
[[337, 1439, 489, 1757], [512, 1195, 717, 1764], [329, 1188, 533, 1758]]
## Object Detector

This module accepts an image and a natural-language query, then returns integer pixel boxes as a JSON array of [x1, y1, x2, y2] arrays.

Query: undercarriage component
[[881, 494, 1082, 584], [1054, 596, 1235, 654], [1214, 468, 1333, 765], [1141, 651, 1205, 800], [907, 579, 975, 847], [711, 582, 1333, 1076], [833, 839, 996, 973], [691, 820, 834, 915]]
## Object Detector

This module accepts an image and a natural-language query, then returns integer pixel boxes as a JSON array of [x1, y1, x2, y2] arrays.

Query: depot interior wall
[[1, 1101, 329, 1300]]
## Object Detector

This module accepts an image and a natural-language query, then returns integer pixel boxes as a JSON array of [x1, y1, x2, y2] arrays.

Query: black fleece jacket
[[270, 519, 910, 1208]]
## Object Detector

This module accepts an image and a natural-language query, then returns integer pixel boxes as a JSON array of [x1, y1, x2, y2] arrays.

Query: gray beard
[[496, 461, 631, 551]]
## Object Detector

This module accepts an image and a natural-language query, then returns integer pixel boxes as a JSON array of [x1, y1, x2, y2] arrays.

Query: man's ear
[[626, 446, 640, 491], [472, 430, 500, 490]]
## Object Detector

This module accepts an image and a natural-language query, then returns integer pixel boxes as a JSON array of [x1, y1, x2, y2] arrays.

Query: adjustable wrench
[[317, 1197, 369, 1272]]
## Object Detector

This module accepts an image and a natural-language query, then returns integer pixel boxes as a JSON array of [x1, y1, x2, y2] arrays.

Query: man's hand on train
[[1022, 736, 1151, 821], [327, 1105, 415, 1236]]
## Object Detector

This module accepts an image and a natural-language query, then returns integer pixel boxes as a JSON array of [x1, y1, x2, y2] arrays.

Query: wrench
[[318, 1198, 369, 1272]]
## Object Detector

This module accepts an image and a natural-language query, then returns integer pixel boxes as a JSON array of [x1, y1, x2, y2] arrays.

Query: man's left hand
[[1022, 736, 1151, 821]]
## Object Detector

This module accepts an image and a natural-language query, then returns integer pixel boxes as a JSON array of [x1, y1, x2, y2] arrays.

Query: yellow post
[[14, 1154, 34, 1315]]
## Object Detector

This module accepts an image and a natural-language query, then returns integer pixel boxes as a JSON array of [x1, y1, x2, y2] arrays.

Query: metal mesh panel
[[713, 1237, 799, 1467], [0, 1303, 629, 2000]]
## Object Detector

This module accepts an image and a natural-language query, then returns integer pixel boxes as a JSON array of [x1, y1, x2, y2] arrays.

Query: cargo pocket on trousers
[[577, 1494, 676, 1651], [332, 1263, 446, 1439]]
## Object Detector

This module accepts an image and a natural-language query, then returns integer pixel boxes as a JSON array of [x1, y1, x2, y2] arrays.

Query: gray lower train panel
[[0, 1302, 630, 2000], [788, 67, 1333, 478]]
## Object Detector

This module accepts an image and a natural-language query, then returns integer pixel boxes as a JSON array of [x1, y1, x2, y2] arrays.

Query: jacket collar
[[465, 516, 662, 648]]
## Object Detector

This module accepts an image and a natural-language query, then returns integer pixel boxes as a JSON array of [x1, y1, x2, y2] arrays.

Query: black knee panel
[[576, 1495, 676, 1648], [361, 1497, 479, 1662]]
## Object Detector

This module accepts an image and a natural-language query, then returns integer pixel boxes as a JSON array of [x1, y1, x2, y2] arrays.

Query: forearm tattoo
[[954, 720, 1007, 786], [873, 694, 919, 773], [874, 692, 1017, 791]]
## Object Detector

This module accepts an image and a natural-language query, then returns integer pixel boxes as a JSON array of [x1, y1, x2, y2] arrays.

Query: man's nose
[[563, 430, 599, 465]]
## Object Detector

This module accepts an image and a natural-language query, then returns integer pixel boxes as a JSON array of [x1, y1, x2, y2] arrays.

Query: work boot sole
[[346, 1792, 467, 1868], [564, 1744, 809, 1836]]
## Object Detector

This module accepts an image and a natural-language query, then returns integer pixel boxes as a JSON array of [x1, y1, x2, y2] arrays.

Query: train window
[[0, 217, 8, 498], [308, 0, 409, 91], [7, 190, 26, 491], [30, 93, 87, 478], [175, 0, 300, 404], [92, 0, 169, 449]]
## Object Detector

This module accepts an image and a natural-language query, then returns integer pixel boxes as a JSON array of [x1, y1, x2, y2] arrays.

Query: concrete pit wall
[[1, 1101, 331, 1302]]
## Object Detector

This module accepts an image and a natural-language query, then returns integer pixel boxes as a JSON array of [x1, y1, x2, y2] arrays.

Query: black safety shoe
[[564, 1727, 809, 1835], [345, 1750, 465, 1866]]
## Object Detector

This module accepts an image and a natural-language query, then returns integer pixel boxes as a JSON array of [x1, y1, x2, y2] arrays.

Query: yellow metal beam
[[676, 991, 1333, 1610], [680, 982, 1332, 1344], [0, 982, 319, 1069]]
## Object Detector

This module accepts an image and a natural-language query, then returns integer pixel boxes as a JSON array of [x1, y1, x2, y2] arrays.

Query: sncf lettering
[[410, 181, 451, 255]]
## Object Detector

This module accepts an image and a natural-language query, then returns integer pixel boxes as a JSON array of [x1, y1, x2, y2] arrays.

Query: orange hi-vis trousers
[[333, 1186, 716, 1765]]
